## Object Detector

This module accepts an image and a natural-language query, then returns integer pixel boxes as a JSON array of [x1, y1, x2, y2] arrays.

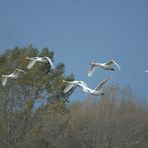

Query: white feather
[[26, 56, 54, 69]]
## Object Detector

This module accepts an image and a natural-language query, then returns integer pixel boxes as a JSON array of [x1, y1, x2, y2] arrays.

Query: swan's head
[[101, 93, 105, 96], [90, 62, 96, 65], [110, 68, 115, 71], [2, 75, 6, 77], [62, 80, 66, 83], [77, 81, 82, 84], [26, 57, 30, 60]]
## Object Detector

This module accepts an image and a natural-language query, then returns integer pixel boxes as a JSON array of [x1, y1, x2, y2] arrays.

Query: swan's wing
[[27, 59, 37, 69], [45, 57, 54, 69], [88, 64, 97, 77], [105, 60, 114, 66], [77, 81, 88, 88], [79, 84, 92, 93], [81, 81, 88, 87], [2, 76, 8, 86], [63, 83, 75, 93], [13, 69, 26, 76], [11, 70, 20, 77], [95, 77, 111, 91], [112, 60, 121, 70], [105, 60, 121, 70], [15, 69, 27, 74]]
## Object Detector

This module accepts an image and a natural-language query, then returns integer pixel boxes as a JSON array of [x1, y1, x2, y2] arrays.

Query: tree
[[0, 45, 74, 147], [0, 46, 148, 148]]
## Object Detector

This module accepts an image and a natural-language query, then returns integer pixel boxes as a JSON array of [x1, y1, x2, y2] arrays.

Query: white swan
[[2, 69, 27, 86], [26, 56, 54, 69], [80, 77, 111, 96], [63, 80, 87, 93], [88, 60, 121, 77]]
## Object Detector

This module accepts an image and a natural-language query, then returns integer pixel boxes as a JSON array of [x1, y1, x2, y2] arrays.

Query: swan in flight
[[80, 77, 111, 96], [88, 60, 121, 77], [2, 69, 27, 86], [26, 56, 54, 69], [63, 80, 87, 93]]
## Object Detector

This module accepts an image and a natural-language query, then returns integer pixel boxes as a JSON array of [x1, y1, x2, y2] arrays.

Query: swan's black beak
[[111, 68, 115, 71]]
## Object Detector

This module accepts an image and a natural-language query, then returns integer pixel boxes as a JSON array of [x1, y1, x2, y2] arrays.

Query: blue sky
[[0, 0, 148, 102]]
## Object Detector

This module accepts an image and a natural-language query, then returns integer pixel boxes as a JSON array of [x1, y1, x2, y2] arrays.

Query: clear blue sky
[[0, 0, 148, 101]]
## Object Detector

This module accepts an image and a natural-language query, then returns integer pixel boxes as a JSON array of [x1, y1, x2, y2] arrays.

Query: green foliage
[[0, 45, 74, 111]]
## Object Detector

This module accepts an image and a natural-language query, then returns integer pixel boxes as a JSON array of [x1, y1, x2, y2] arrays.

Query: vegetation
[[0, 46, 148, 148]]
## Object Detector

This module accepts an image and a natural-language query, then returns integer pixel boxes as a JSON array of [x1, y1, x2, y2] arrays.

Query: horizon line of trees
[[0, 46, 148, 148]]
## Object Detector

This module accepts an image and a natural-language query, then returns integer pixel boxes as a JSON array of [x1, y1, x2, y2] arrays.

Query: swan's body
[[26, 56, 54, 69], [80, 77, 111, 96], [2, 69, 27, 86], [88, 60, 121, 77], [63, 77, 111, 96], [63, 80, 87, 93]]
